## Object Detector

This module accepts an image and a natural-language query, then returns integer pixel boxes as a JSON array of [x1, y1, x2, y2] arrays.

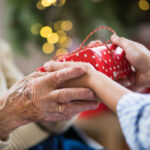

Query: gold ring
[[58, 104, 62, 113]]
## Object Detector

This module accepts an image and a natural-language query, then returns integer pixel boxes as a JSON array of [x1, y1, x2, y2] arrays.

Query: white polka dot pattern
[[92, 55, 96, 59], [84, 54, 87, 57], [59, 42, 132, 80], [76, 53, 79, 56]]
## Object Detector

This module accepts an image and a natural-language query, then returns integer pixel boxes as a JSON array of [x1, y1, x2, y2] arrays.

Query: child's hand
[[44, 61, 97, 88], [111, 35, 150, 89]]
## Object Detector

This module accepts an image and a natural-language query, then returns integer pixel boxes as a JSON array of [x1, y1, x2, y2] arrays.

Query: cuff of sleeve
[[0, 135, 11, 149], [5, 123, 49, 150], [117, 92, 150, 122], [117, 92, 141, 114], [116, 92, 150, 150]]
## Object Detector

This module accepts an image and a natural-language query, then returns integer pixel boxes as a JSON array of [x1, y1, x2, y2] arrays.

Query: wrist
[[0, 95, 28, 140], [89, 71, 131, 112], [84, 66, 97, 88]]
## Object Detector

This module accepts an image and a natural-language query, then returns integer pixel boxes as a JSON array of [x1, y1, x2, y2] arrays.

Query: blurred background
[[0, 0, 150, 149]]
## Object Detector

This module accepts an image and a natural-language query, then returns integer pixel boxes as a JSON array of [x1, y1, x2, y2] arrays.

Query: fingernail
[[44, 62, 49, 69], [44, 61, 55, 68], [87, 90, 95, 99], [75, 67, 86, 75]]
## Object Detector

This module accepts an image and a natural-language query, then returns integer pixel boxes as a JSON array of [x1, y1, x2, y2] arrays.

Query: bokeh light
[[50, 0, 57, 3], [40, 26, 52, 38], [56, 48, 68, 56], [34, 1, 73, 54], [139, 0, 149, 11], [47, 32, 59, 44], [61, 20, 73, 31], [41, 0, 56, 7], [31, 23, 42, 35], [54, 0, 66, 7], [57, 37, 72, 48], [57, 30, 67, 43], [36, 1, 45, 10], [42, 42, 54, 54], [54, 20, 62, 31]]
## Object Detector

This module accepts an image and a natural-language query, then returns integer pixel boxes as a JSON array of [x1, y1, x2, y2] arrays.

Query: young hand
[[44, 61, 96, 88], [111, 35, 150, 89]]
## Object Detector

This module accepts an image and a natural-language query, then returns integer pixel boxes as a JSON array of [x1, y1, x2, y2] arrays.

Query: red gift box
[[59, 41, 132, 80], [37, 27, 132, 80], [58, 27, 132, 80]]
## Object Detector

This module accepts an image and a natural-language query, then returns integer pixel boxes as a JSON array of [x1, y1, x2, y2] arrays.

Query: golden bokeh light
[[61, 20, 73, 31], [53, 0, 66, 7], [47, 32, 59, 44], [56, 48, 68, 56], [49, 0, 57, 3], [61, 37, 73, 48], [54, 20, 62, 31], [41, 0, 54, 7], [40, 26, 52, 38], [42, 42, 55, 54], [31, 23, 42, 35], [139, 0, 149, 11], [36, 1, 45, 10], [57, 37, 72, 48], [57, 30, 67, 43]]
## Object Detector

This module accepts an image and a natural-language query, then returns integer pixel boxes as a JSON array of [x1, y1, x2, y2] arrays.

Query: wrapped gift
[[58, 40, 132, 80], [37, 26, 132, 80]]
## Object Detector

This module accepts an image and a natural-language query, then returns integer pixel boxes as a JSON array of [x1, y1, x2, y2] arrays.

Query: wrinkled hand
[[0, 66, 98, 139], [44, 61, 96, 88], [111, 35, 150, 89]]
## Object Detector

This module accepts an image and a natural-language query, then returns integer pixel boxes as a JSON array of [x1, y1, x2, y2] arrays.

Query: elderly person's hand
[[111, 35, 150, 90], [0, 66, 98, 140]]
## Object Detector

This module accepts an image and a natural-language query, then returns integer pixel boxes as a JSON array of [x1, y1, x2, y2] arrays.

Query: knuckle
[[53, 72, 63, 85], [25, 80, 37, 101], [59, 104, 65, 114], [57, 90, 65, 103]]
